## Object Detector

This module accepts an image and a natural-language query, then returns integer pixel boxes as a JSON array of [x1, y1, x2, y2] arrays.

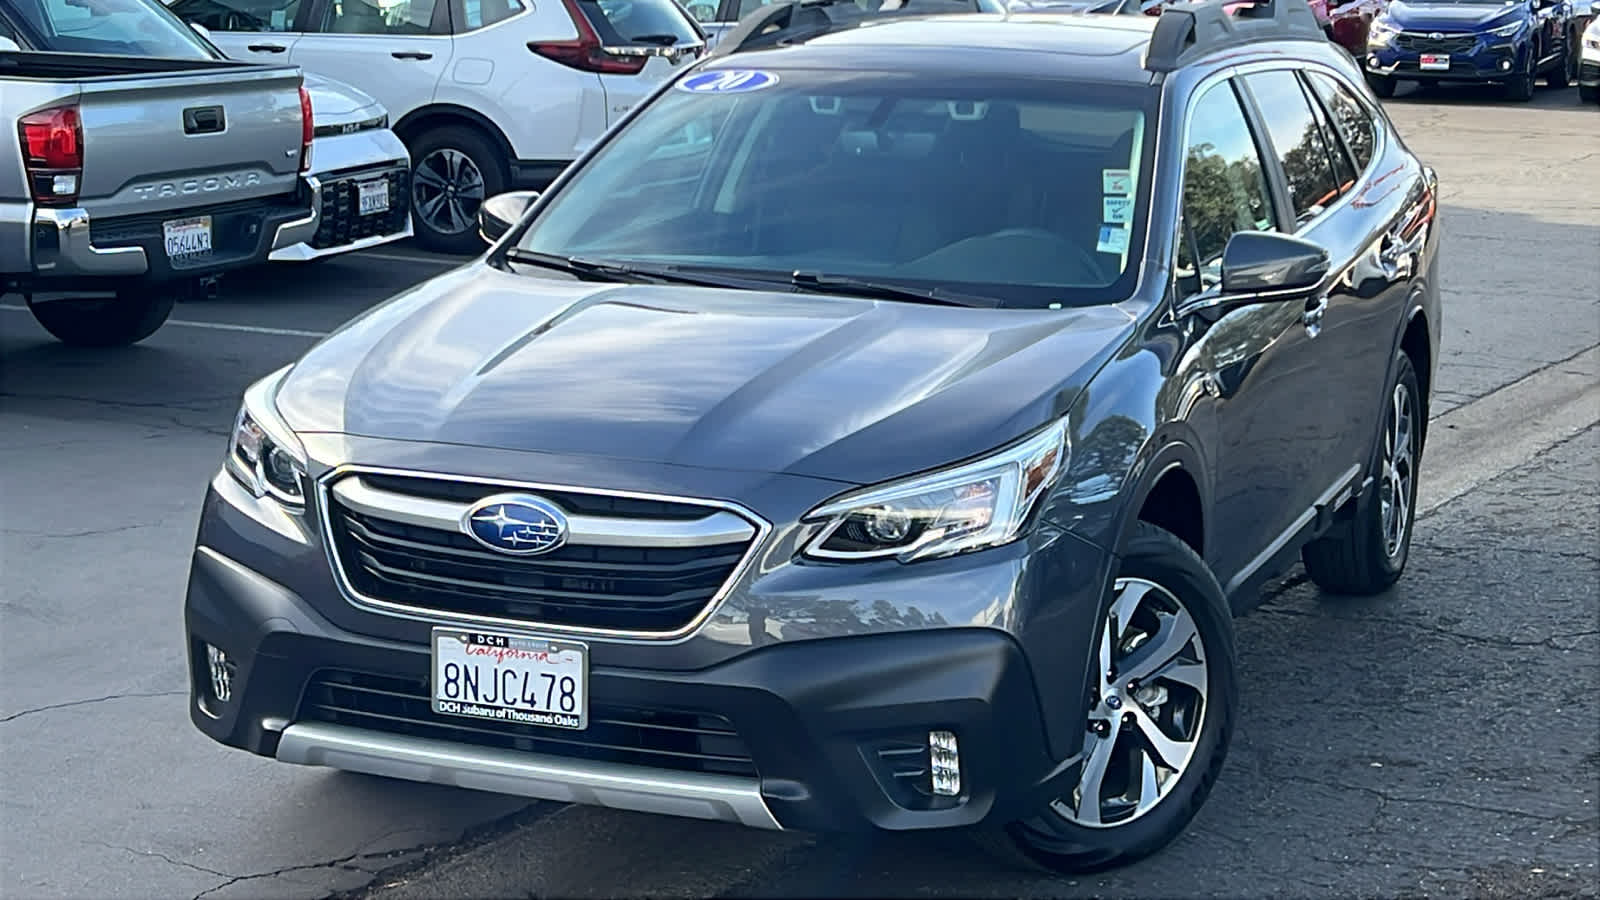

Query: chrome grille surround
[[316, 466, 772, 642]]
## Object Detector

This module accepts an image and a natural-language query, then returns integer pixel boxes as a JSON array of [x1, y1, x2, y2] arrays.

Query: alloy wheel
[[413, 148, 487, 236], [1054, 577, 1209, 829], [1379, 381, 1416, 559]]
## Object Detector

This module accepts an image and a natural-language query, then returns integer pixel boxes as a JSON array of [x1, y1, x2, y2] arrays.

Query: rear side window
[[9, 0, 213, 56], [320, 0, 439, 34], [1176, 79, 1275, 296], [1305, 71, 1376, 173], [455, 0, 523, 30], [576, 0, 700, 47], [1242, 70, 1344, 228], [169, 0, 302, 32]]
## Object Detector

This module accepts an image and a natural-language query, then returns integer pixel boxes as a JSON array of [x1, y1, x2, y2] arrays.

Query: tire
[[1581, 83, 1599, 103], [1506, 59, 1536, 101], [1549, 36, 1575, 89], [27, 287, 176, 347], [1302, 352, 1423, 596], [407, 124, 507, 255], [976, 523, 1238, 873], [1367, 73, 1397, 98]]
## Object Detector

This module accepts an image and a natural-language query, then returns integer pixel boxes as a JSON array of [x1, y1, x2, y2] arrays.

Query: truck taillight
[[298, 85, 313, 172], [18, 105, 83, 207], [528, 0, 649, 75]]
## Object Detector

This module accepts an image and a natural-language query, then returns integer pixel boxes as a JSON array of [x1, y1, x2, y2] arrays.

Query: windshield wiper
[[504, 250, 774, 290], [788, 271, 999, 307]]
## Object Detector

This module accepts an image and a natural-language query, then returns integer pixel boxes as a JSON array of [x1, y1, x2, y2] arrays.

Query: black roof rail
[[707, 0, 999, 58], [1144, 0, 1325, 74]]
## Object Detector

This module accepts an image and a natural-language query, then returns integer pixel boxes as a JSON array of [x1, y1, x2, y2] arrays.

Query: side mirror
[[478, 190, 540, 245], [0, 36, 21, 52], [1219, 230, 1331, 297], [190, 22, 212, 40]]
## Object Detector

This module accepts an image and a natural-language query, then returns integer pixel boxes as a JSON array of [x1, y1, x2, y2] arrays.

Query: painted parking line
[[1, 304, 329, 339]]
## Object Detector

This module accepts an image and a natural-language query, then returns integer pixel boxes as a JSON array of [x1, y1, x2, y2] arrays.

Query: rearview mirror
[[478, 190, 540, 245], [1219, 231, 1331, 297]]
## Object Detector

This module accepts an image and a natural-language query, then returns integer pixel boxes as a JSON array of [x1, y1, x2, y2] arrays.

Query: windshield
[[516, 69, 1154, 309], [3, 0, 214, 57]]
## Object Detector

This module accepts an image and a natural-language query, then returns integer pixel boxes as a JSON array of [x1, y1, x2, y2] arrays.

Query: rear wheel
[[1581, 83, 1599, 103], [1367, 73, 1397, 98], [1302, 352, 1423, 596], [977, 523, 1237, 873], [1549, 34, 1575, 89], [26, 287, 176, 347], [407, 124, 506, 255]]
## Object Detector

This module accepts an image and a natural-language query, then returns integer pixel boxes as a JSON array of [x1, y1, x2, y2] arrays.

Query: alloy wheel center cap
[[1105, 695, 1123, 710]]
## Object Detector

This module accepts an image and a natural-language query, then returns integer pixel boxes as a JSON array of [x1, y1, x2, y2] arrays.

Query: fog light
[[1500, 59, 1512, 71], [1367, 54, 1379, 67], [929, 729, 961, 797], [206, 644, 234, 704]]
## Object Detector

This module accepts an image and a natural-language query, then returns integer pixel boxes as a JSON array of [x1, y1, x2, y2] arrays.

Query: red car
[[1138, 0, 1385, 58]]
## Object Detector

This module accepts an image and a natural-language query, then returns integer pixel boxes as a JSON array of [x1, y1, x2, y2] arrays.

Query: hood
[[1384, 0, 1527, 28], [302, 72, 385, 127], [276, 266, 1137, 486]]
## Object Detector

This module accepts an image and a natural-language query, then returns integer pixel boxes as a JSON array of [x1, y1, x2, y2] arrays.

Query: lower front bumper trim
[[275, 721, 784, 830]]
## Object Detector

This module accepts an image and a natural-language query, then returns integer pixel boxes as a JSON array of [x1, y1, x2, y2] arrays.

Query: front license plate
[[357, 179, 390, 215], [163, 216, 212, 259], [431, 628, 588, 730], [1419, 54, 1450, 71]]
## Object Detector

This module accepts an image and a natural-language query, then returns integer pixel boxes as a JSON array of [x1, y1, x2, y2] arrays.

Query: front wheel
[[1302, 352, 1423, 596], [1549, 35, 1576, 89], [977, 523, 1238, 873], [27, 287, 176, 347], [1367, 73, 1398, 98], [1581, 83, 1599, 103]]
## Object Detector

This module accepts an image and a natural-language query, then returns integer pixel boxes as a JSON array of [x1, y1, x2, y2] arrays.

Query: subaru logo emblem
[[1429, 31, 1443, 39], [461, 494, 569, 556]]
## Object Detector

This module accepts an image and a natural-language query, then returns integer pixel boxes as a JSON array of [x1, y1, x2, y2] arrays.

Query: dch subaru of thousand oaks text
[[186, 0, 1442, 870]]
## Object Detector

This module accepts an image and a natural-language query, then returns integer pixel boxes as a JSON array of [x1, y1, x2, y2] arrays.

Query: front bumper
[[1366, 39, 1527, 82], [22, 184, 319, 284], [271, 128, 412, 262], [186, 544, 1073, 833], [1580, 58, 1600, 88]]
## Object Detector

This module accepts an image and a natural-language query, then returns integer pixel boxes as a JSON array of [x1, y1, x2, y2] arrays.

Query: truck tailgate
[[15, 62, 306, 220]]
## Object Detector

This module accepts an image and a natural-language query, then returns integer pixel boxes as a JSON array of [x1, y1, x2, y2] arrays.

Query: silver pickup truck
[[1, 0, 317, 346]]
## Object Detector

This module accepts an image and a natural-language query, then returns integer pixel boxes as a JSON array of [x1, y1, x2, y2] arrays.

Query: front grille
[[310, 166, 410, 250], [1394, 33, 1477, 54], [298, 669, 757, 777], [324, 473, 757, 633]]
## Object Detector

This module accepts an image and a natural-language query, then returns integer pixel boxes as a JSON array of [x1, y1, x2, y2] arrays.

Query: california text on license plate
[[163, 216, 212, 259], [1420, 54, 1449, 71], [431, 628, 588, 729], [357, 179, 390, 216]]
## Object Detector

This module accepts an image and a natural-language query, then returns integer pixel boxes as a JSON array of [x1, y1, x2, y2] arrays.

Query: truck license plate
[[357, 179, 390, 216], [1419, 54, 1449, 71], [431, 628, 588, 730], [163, 216, 212, 260]]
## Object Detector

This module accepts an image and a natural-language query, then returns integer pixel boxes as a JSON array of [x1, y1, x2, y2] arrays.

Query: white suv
[[169, 0, 705, 252]]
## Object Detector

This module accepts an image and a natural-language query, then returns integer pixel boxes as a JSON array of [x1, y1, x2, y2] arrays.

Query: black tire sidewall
[[407, 125, 507, 254], [27, 288, 175, 347], [1008, 524, 1238, 872]]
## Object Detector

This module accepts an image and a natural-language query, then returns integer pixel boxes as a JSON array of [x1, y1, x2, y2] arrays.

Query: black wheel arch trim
[[392, 104, 514, 178]]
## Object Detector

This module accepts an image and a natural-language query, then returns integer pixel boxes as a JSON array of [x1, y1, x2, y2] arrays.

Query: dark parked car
[[1364, 0, 1582, 100], [187, 0, 1440, 870]]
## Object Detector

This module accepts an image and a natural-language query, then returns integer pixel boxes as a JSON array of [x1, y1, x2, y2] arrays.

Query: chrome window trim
[[315, 464, 773, 644]]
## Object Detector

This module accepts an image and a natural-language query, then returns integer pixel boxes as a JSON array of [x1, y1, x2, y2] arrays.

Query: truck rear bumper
[[18, 183, 320, 282]]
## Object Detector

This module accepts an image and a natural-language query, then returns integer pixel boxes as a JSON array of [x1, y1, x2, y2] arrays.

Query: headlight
[[1487, 21, 1523, 37], [1368, 19, 1399, 41], [801, 419, 1068, 563], [225, 366, 308, 507], [1585, 35, 1600, 50]]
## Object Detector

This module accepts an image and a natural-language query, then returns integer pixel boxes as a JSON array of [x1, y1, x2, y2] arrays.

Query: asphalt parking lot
[[2, 84, 1597, 900]]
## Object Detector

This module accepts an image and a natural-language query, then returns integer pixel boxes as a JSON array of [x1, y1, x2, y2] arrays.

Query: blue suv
[[1365, 0, 1582, 100]]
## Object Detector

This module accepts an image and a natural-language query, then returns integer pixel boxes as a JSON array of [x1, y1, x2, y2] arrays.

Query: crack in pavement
[[1284, 775, 1592, 827], [1253, 607, 1600, 652], [2, 522, 167, 539], [93, 843, 234, 880], [190, 838, 462, 900], [1, 691, 185, 724]]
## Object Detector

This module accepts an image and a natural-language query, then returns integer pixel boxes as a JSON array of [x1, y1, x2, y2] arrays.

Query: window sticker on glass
[[271, 9, 286, 28], [1102, 169, 1132, 195], [1103, 196, 1132, 225], [1096, 225, 1130, 255], [465, 0, 481, 27], [677, 70, 780, 94]]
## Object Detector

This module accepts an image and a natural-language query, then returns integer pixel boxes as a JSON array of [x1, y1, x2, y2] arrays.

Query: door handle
[[391, 50, 433, 60], [247, 43, 287, 53], [1303, 295, 1328, 338]]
